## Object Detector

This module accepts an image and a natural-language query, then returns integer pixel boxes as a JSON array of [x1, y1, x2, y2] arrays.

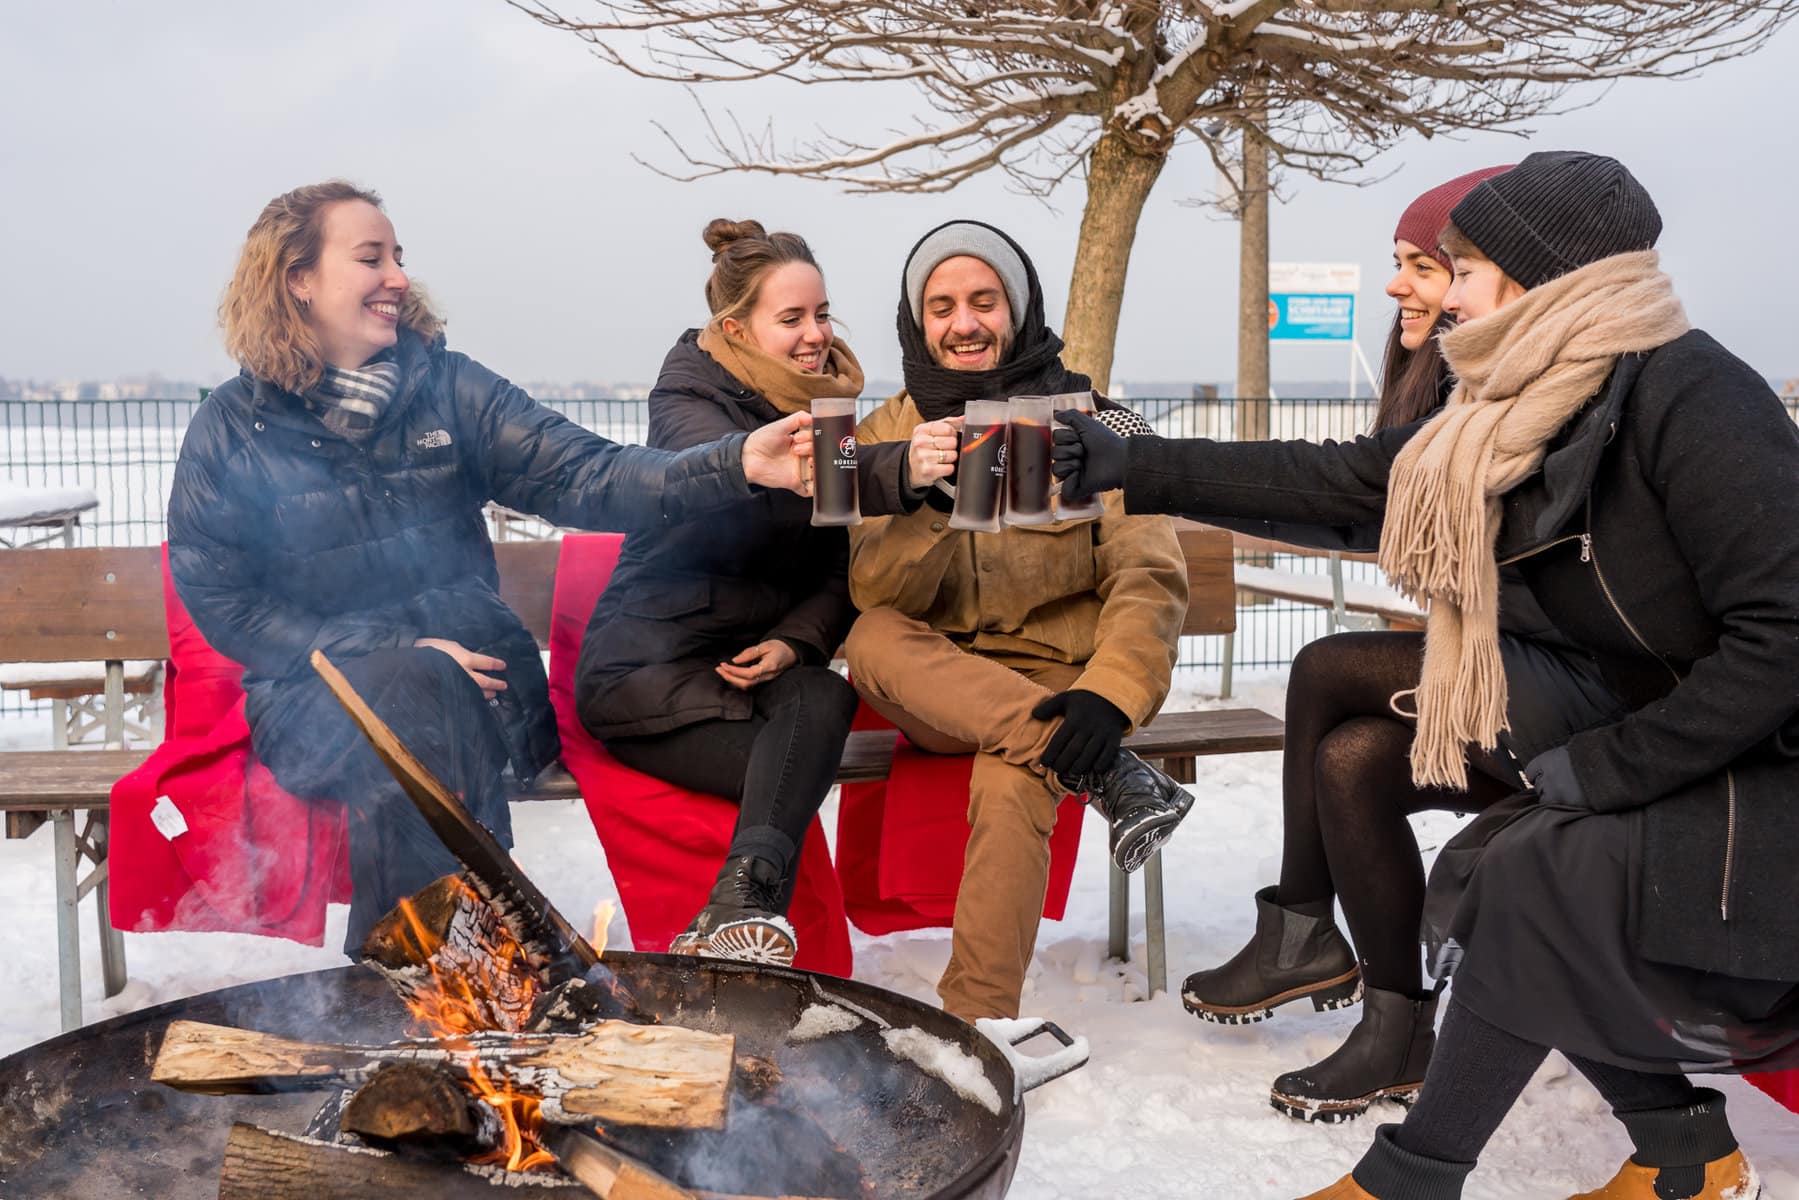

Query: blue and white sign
[[1269, 262, 1360, 342]]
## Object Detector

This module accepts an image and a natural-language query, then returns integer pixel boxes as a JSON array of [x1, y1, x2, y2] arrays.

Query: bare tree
[[511, 0, 1797, 389]]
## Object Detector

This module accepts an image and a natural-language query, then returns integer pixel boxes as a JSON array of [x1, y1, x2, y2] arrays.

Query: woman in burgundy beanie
[[1176, 165, 1520, 1127], [1377, 165, 1514, 430]]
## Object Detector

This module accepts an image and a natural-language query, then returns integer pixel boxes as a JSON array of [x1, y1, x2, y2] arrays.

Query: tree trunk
[[1062, 128, 1170, 394], [1235, 89, 1271, 424]]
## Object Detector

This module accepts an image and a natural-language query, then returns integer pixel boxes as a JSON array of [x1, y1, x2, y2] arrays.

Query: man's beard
[[930, 327, 1013, 372]]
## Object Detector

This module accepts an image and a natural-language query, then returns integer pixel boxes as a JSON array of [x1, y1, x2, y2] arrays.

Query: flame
[[591, 899, 616, 955], [393, 883, 558, 1172]]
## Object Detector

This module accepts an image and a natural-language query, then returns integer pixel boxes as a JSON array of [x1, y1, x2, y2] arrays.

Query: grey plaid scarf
[[310, 357, 401, 440]]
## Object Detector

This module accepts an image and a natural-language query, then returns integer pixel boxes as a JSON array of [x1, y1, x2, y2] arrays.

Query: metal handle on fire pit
[[976, 1016, 1090, 1099]]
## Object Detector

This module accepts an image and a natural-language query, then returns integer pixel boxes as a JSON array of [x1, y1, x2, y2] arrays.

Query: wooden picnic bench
[[1, 527, 1283, 1029]]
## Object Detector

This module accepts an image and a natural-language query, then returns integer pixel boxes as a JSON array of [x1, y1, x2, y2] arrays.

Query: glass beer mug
[[1003, 395, 1056, 526], [948, 400, 1008, 533], [1050, 391, 1105, 520], [809, 397, 862, 527]]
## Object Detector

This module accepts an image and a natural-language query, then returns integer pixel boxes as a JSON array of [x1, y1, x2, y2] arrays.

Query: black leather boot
[[670, 855, 798, 966], [1181, 886, 1361, 1024], [1083, 748, 1195, 872], [1269, 986, 1438, 1122]]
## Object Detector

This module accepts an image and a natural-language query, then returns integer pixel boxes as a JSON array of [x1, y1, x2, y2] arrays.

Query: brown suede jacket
[[849, 393, 1188, 728]]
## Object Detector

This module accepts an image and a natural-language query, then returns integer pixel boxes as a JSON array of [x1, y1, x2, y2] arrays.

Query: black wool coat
[[169, 329, 753, 784], [1125, 330, 1799, 981], [574, 331, 857, 741]]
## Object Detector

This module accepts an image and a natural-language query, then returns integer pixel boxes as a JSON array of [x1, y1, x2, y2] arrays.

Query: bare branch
[[508, 0, 1796, 196]]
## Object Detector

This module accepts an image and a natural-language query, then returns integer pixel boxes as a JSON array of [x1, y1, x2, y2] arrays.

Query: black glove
[[1524, 745, 1586, 809], [1032, 689, 1129, 781], [1051, 409, 1128, 500]]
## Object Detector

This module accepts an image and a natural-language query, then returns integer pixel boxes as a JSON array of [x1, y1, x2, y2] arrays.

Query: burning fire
[[393, 882, 557, 1171], [591, 899, 616, 953]]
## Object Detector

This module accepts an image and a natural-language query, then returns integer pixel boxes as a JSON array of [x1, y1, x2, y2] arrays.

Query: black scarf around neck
[[897, 221, 1091, 420]]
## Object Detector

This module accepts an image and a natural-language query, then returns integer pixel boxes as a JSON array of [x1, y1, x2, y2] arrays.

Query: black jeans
[[248, 646, 514, 954], [604, 665, 859, 896]]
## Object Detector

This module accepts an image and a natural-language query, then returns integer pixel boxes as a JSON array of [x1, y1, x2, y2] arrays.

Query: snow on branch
[[509, 0, 1799, 194]]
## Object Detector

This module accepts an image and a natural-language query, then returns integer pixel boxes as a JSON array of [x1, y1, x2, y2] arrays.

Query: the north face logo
[[417, 429, 452, 449]]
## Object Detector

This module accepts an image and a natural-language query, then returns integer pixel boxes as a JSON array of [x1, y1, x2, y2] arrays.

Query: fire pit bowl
[[0, 952, 1082, 1199]]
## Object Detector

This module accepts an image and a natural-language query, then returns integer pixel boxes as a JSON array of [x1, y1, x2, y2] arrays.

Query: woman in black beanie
[[1055, 151, 1798, 1200], [1178, 165, 1528, 1129]]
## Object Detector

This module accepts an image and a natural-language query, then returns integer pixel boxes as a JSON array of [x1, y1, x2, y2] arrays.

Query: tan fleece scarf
[[697, 325, 863, 414], [1378, 250, 1690, 790]]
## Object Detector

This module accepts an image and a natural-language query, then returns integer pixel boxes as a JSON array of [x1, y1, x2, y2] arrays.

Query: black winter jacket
[[169, 329, 754, 784], [1125, 330, 1799, 980], [574, 331, 857, 740]]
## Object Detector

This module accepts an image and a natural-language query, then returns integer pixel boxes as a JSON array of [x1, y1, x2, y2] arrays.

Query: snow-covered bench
[[1232, 562, 1425, 630], [0, 482, 99, 549], [1, 532, 1282, 1029]]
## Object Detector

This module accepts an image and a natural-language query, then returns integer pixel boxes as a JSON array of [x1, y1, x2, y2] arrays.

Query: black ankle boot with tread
[[1181, 886, 1361, 1024], [1269, 986, 1438, 1123]]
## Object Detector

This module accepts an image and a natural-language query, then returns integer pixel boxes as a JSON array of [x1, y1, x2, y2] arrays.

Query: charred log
[[339, 1062, 505, 1159]]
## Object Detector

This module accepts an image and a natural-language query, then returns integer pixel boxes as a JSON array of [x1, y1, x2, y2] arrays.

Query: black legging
[[1276, 632, 1518, 997], [604, 665, 859, 894]]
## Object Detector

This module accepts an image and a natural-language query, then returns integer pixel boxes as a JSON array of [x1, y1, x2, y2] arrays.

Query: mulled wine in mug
[[948, 400, 1008, 533], [1003, 395, 1056, 526]]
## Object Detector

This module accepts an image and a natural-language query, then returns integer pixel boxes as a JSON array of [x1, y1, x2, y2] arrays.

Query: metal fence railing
[[7, 392, 1796, 717]]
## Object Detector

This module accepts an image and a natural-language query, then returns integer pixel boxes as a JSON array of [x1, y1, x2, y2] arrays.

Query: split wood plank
[[154, 1018, 734, 1130]]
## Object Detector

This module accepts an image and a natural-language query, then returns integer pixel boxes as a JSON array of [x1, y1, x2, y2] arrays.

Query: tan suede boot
[[1568, 1150, 1760, 1200]]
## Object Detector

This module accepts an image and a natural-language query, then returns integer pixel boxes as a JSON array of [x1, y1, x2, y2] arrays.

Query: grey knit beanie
[[1448, 151, 1662, 290], [904, 221, 1029, 332]]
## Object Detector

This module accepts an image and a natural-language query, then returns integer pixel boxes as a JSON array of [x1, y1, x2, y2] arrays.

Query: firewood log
[[215, 1123, 571, 1198], [153, 1018, 733, 1129], [339, 1062, 504, 1156], [362, 874, 542, 1033]]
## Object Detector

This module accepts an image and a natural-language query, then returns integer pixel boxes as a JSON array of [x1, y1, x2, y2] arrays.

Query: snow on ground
[[1, 678, 1794, 1199]]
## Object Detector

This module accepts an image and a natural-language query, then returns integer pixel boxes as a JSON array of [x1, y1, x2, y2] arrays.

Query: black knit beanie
[[1448, 151, 1662, 289]]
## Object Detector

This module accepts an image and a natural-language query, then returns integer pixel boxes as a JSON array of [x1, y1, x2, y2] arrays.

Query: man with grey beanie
[[840, 219, 1192, 1022]]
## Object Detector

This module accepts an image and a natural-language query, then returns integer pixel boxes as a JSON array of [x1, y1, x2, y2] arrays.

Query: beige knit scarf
[[696, 325, 863, 415], [1378, 250, 1689, 790]]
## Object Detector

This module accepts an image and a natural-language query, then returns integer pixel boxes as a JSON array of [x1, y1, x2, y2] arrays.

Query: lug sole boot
[[1181, 886, 1361, 1024], [1570, 1150, 1759, 1199], [669, 854, 799, 967], [1083, 749, 1195, 873], [1270, 987, 1437, 1122]]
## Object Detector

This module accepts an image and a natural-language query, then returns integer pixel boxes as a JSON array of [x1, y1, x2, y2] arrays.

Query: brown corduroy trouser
[[843, 606, 1083, 1020]]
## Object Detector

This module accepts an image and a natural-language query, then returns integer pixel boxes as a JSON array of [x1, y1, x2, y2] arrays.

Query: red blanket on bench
[[546, 533, 852, 976], [834, 706, 1086, 935], [109, 546, 350, 944]]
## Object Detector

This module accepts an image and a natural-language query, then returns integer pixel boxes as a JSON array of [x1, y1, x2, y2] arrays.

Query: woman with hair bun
[[169, 184, 813, 953], [575, 218, 870, 966]]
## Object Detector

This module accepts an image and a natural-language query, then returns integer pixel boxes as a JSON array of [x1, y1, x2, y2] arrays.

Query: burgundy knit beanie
[[1395, 165, 1514, 269]]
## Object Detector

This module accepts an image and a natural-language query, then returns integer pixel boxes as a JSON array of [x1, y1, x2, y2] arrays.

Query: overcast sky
[[4, 2, 1794, 390]]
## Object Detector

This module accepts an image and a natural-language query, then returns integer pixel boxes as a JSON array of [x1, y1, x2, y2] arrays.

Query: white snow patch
[[882, 1025, 1003, 1115], [788, 1002, 863, 1042]]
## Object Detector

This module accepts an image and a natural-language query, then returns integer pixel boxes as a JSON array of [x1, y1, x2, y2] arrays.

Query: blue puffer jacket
[[168, 328, 753, 783]]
